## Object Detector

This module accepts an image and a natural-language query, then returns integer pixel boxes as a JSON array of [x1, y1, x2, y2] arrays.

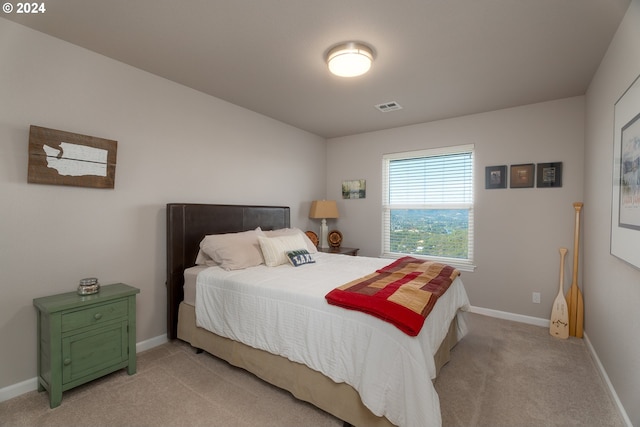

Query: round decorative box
[[328, 230, 343, 248], [77, 277, 100, 295]]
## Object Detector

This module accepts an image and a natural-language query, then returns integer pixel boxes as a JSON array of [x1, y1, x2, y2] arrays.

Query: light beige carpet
[[434, 313, 625, 427], [0, 313, 626, 427]]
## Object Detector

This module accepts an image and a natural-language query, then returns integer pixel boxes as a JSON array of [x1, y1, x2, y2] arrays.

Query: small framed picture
[[485, 165, 507, 189], [510, 163, 535, 188], [537, 162, 563, 188], [342, 179, 366, 199]]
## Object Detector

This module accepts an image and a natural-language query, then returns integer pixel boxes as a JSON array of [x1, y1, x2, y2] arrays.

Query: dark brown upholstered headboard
[[165, 203, 290, 339]]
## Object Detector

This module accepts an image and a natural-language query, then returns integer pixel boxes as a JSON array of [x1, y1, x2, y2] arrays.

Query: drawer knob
[[94, 313, 103, 320], [63, 358, 71, 366]]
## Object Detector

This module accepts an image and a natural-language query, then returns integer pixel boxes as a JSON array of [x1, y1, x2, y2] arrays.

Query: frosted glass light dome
[[326, 42, 374, 78]]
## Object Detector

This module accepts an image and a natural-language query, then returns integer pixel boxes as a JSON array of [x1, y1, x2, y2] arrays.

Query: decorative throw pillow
[[286, 249, 315, 267], [258, 234, 309, 267]]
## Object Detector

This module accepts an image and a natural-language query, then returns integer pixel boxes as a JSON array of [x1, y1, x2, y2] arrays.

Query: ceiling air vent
[[375, 101, 403, 112]]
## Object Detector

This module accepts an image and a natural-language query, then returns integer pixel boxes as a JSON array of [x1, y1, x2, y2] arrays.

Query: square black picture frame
[[536, 162, 563, 188], [485, 165, 507, 189]]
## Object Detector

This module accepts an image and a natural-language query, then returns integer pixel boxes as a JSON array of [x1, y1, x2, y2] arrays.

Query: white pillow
[[199, 228, 265, 270], [195, 249, 218, 266], [258, 234, 309, 267], [263, 227, 318, 253]]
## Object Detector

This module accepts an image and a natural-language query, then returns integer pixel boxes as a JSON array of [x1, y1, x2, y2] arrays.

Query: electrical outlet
[[532, 292, 541, 304]]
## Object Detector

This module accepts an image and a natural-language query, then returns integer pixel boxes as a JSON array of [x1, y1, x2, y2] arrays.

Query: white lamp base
[[319, 218, 329, 249]]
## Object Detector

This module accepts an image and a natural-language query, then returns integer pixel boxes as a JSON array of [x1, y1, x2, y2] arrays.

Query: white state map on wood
[[42, 142, 108, 177]]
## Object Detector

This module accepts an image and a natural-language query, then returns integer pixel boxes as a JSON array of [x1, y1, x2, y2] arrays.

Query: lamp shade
[[309, 200, 339, 219], [326, 42, 373, 78]]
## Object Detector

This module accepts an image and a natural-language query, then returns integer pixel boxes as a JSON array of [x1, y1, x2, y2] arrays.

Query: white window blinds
[[382, 144, 475, 270]]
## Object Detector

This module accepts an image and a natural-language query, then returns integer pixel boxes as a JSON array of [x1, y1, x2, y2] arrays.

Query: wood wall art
[[28, 125, 117, 189]]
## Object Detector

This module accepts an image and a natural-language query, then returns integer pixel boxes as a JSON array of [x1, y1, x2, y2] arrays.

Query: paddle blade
[[551, 247, 569, 339], [550, 294, 569, 339]]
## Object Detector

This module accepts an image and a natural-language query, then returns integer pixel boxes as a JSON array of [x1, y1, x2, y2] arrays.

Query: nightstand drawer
[[61, 300, 128, 332]]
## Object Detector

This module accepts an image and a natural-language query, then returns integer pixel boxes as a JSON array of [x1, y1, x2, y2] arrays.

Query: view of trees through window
[[389, 209, 469, 259]]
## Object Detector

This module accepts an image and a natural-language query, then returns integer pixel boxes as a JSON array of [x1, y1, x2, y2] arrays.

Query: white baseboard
[[583, 332, 633, 427], [0, 377, 39, 404], [468, 305, 549, 327], [0, 334, 168, 404], [136, 333, 168, 353]]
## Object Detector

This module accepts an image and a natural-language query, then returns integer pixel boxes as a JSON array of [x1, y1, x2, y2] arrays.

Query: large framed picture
[[611, 73, 640, 269]]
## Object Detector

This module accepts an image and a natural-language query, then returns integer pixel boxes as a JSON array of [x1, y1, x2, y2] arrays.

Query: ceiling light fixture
[[326, 42, 374, 78]]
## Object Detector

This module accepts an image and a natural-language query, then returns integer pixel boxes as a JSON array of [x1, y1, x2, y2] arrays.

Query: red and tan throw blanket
[[325, 256, 460, 336]]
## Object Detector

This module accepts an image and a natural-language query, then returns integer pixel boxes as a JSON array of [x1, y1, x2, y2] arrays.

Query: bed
[[166, 203, 470, 427]]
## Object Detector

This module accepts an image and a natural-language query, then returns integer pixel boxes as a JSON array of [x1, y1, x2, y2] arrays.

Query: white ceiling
[[3, 0, 630, 138]]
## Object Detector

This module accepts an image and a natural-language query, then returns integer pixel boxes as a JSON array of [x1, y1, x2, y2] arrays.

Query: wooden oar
[[550, 248, 569, 339], [566, 202, 584, 338], [574, 203, 584, 338]]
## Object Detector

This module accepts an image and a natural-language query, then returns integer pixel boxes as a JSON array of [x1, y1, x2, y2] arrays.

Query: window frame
[[381, 144, 476, 272]]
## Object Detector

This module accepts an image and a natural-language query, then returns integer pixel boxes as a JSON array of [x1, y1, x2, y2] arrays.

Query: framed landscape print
[[510, 163, 535, 188], [611, 73, 640, 269], [342, 179, 366, 199]]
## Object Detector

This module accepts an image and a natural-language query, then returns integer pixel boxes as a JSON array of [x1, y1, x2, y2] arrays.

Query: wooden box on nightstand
[[33, 283, 139, 408]]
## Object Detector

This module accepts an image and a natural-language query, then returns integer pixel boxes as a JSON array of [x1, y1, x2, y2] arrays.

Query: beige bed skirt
[[177, 302, 461, 427]]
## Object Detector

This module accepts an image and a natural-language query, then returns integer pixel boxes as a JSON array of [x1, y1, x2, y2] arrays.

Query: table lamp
[[309, 200, 339, 249]]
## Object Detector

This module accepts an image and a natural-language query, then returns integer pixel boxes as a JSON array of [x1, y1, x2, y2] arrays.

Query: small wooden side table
[[318, 247, 359, 256], [33, 283, 139, 408]]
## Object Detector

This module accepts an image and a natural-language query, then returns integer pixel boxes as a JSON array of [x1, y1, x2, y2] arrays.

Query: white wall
[[584, 0, 640, 424], [0, 19, 326, 389], [327, 97, 585, 320]]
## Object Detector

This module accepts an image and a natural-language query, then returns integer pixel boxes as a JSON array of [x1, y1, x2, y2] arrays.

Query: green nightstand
[[33, 283, 139, 408]]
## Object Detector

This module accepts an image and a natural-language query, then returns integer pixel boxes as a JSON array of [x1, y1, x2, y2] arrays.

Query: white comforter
[[195, 252, 470, 427]]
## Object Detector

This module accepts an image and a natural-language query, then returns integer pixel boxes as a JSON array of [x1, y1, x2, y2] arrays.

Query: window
[[382, 144, 475, 271]]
